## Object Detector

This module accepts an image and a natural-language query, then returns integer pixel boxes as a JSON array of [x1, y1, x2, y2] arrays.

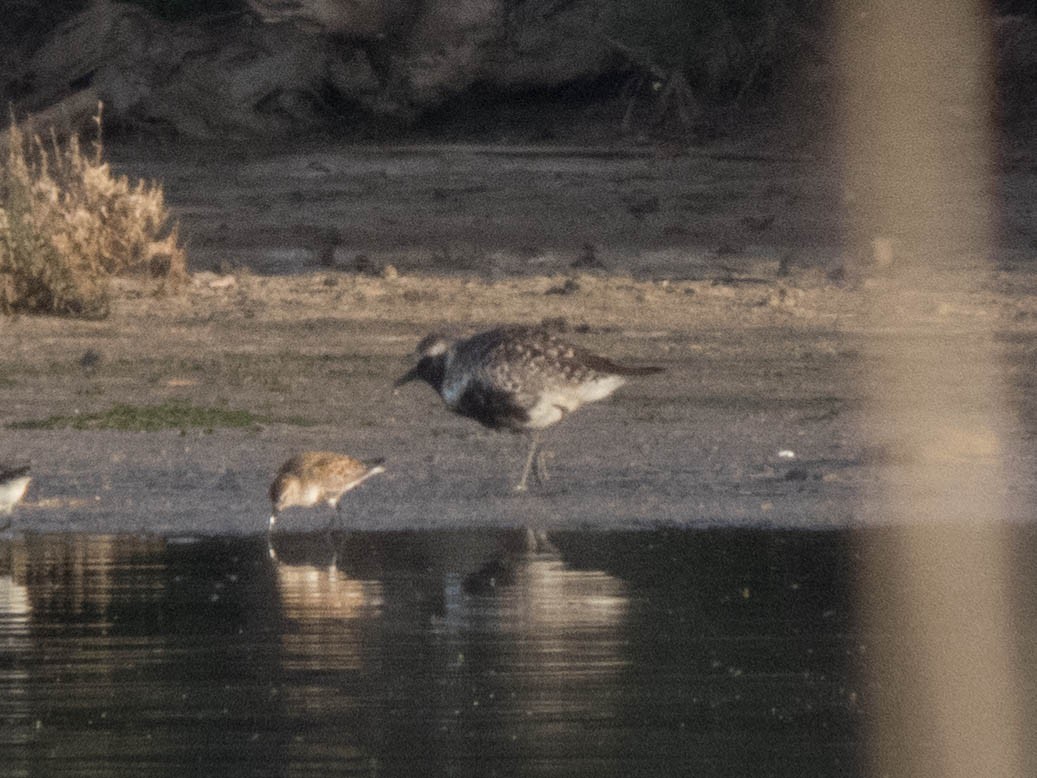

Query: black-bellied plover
[[395, 325, 663, 491], [0, 463, 31, 527], [269, 452, 385, 531]]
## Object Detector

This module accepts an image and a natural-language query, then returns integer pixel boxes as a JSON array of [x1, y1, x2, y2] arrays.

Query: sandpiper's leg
[[319, 522, 339, 571], [325, 501, 342, 531], [514, 432, 542, 492], [268, 513, 279, 532]]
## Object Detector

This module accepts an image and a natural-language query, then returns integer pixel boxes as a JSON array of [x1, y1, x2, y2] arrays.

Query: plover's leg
[[268, 512, 279, 532], [534, 446, 549, 485], [514, 432, 541, 492]]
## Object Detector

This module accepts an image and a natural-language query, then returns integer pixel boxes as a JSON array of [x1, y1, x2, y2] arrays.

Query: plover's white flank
[[269, 452, 385, 531], [395, 325, 663, 491], [0, 463, 31, 525]]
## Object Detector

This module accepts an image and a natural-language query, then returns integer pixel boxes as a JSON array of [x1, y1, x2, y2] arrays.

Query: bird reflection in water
[[265, 525, 631, 766], [265, 527, 629, 629]]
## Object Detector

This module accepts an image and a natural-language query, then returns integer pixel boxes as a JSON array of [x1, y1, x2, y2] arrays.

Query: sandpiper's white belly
[[0, 476, 31, 513], [302, 483, 324, 507]]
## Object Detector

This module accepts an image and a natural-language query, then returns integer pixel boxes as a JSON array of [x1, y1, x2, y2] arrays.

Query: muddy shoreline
[[3, 265, 1037, 535], [2, 140, 1037, 535]]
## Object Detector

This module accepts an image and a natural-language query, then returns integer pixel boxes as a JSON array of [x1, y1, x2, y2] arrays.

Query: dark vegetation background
[[0, 1, 1032, 141]]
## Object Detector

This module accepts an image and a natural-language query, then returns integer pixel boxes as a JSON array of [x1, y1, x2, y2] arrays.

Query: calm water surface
[[0, 529, 863, 777]]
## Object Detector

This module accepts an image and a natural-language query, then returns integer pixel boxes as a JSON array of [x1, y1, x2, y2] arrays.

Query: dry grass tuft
[[0, 106, 186, 317]]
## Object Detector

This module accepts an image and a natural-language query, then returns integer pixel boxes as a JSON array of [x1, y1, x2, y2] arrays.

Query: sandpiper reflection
[[0, 541, 32, 749]]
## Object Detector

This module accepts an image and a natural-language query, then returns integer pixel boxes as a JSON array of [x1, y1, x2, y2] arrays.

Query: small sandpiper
[[395, 325, 664, 491], [269, 452, 385, 531], [0, 463, 31, 527]]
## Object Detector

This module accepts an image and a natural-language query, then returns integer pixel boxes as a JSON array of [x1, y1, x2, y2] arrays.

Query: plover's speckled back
[[0, 463, 31, 524], [395, 325, 663, 490], [269, 452, 385, 531]]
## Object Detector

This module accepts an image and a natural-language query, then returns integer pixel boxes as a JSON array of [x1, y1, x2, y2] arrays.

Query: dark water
[[0, 529, 863, 777]]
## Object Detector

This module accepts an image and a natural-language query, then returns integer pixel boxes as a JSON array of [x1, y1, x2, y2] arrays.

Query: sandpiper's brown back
[[298, 452, 371, 495]]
